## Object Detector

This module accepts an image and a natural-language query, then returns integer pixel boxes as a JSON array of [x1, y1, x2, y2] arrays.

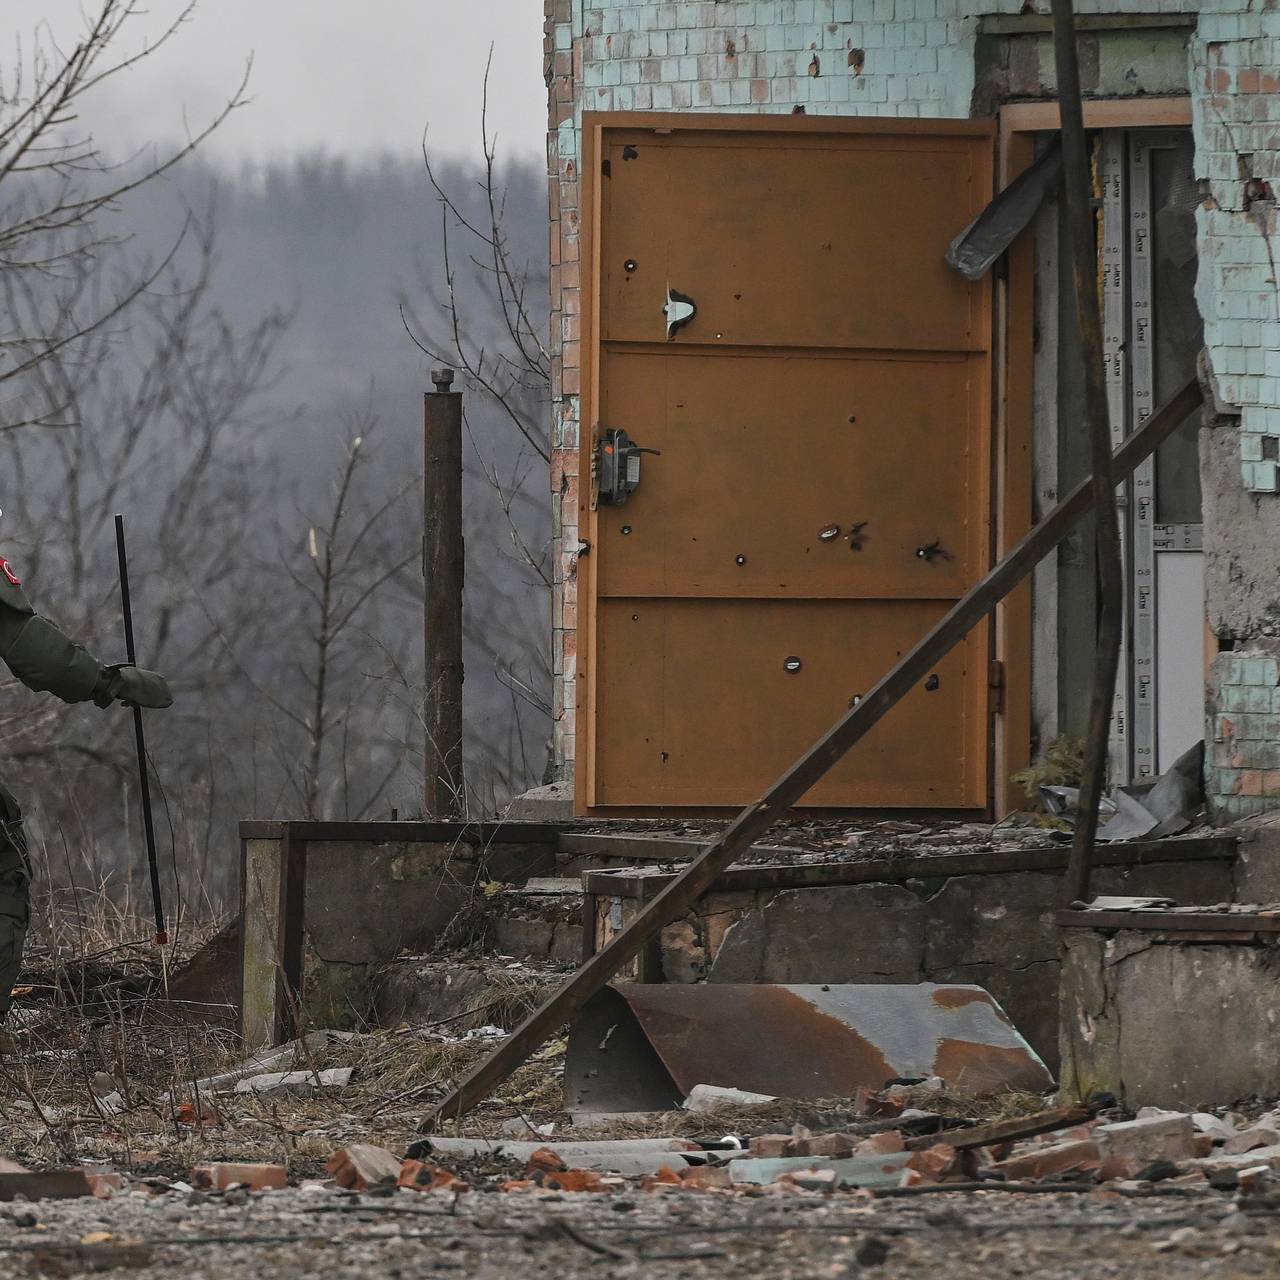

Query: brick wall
[[1209, 646, 1280, 819], [543, 0, 1280, 805], [1193, 19, 1280, 495]]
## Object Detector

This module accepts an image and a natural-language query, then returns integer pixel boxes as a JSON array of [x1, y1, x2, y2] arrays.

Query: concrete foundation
[[503, 782, 575, 822], [591, 847, 1237, 1070], [238, 821, 560, 1045], [1060, 927, 1280, 1109]]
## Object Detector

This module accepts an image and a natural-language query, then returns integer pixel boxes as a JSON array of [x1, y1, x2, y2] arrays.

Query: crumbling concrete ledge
[[592, 847, 1236, 1071], [1059, 927, 1280, 1110]]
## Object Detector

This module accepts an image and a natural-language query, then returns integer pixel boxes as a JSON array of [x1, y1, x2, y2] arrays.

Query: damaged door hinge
[[989, 659, 1006, 715], [663, 285, 696, 341]]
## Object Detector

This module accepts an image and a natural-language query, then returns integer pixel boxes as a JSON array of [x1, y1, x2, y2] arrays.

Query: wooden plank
[[999, 98, 1193, 139], [583, 835, 1238, 900], [1058, 909, 1280, 933], [424, 375, 1204, 1126], [559, 831, 795, 862], [237, 820, 561, 844], [905, 1103, 1095, 1152]]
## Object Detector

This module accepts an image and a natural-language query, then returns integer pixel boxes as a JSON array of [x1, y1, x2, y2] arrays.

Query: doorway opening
[[1039, 126, 1205, 785]]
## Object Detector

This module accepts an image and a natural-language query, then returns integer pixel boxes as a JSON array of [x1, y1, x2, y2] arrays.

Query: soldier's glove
[[93, 665, 174, 710]]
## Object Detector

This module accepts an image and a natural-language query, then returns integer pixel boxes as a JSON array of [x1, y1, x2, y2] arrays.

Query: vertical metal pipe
[[423, 369, 465, 817], [114, 514, 167, 944], [1052, 0, 1123, 905]]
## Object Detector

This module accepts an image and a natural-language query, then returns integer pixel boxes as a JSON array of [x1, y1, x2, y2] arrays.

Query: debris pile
[[10, 1095, 1280, 1205]]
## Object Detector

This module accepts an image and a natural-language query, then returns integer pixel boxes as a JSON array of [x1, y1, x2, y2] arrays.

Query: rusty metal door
[[578, 115, 995, 813]]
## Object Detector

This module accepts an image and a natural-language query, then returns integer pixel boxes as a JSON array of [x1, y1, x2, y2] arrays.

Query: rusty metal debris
[[1054, 0, 1124, 909], [903, 1102, 1096, 1152], [564, 984, 1053, 1115]]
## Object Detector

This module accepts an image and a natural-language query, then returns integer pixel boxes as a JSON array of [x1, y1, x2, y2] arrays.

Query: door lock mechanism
[[596, 427, 661, 506]]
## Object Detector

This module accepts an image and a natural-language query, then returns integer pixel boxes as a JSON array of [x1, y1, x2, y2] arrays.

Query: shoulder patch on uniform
[[0, 559, 34, 615]]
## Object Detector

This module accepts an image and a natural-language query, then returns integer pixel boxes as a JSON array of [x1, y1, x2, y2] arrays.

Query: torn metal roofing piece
[[946, 135, 1062, 280], [565, 983, 1053, 1114]]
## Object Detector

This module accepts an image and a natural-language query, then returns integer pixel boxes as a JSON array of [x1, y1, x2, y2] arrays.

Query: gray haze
[[7, 151, 553, 904], [0, 3, 554, 905], [139, 150, 553, 808], [2, 2, 547, 164]]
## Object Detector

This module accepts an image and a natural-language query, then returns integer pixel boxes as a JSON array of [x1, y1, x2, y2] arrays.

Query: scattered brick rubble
[[9, 1090, 1280, 1205]]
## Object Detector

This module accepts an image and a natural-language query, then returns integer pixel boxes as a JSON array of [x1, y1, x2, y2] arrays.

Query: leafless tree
[[289, 424, 420, 821], [401, 54, 553, 803], [0, 1, 250, 424], [0, 1, 272, 915], [200, 412, 423, 824], [1, 207, 290, 905]]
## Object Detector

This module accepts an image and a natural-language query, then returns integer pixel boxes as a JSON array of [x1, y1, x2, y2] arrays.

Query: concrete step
[[485, 878, 584, 965]]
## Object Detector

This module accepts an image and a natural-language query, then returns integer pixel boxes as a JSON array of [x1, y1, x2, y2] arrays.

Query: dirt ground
[[4, 1179, 1279, 1279], [3, 827, 1271, 1280], [5, 992, 1276, 1280]]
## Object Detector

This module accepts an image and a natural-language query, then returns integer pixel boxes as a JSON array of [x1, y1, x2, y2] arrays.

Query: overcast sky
[[4, 1, 547, 166]]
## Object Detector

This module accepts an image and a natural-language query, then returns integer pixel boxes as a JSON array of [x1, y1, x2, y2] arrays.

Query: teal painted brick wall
[[545, 0, 1280, 801], [1209, 647, 1280, 819]]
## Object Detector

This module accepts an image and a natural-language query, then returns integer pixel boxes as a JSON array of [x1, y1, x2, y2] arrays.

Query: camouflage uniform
[[0, 557, 171, 1019]]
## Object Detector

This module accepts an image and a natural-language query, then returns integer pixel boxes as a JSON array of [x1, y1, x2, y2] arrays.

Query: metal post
[[114, 514, 167, 945], [1052, 0, 1122, 907], [423, 368, 464, 817]]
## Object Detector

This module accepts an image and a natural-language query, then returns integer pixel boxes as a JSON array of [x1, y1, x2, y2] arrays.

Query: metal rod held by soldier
[[114, 514, 167, 945]]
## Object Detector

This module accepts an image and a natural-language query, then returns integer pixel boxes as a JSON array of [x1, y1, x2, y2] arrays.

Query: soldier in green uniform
[[0, 555, 172, 1021]]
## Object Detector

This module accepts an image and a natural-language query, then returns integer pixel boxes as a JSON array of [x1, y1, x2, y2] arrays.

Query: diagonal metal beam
[[1052, 0, 1123, 907], [425, 375, 1204, 1127]]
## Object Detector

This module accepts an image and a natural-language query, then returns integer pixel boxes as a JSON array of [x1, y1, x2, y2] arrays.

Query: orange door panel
[[595, 599, 984, 808], [595, 349, 988, 600], [578, 115, 995, 813], [601, 132, 986, 353]]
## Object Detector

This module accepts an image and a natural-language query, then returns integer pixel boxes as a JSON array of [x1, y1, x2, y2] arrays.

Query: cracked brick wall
[[1208, 646, 1280, 820], [543, 0, 1280, 796], [1194, 19, 1280, 495]]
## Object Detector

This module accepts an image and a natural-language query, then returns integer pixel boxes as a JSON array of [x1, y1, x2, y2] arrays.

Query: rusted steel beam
[[424, 375, 1203, 1126], [1052, 0, 1122, 907]]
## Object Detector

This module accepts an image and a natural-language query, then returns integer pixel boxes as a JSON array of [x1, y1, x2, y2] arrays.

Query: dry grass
[[1, 891, 570, 1173], [1, 891, 1056, 1180], [1009, 735, 1088, 814]]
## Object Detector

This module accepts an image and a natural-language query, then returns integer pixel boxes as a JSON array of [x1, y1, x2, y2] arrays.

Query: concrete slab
[[504, 782, 574, 822], [1060, 928, 1280, 1108]]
